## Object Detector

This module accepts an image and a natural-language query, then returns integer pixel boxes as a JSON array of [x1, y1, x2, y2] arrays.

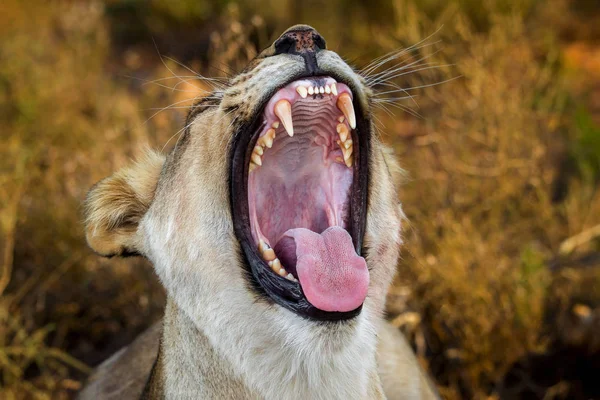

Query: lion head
[[84, 24, 405, 394]]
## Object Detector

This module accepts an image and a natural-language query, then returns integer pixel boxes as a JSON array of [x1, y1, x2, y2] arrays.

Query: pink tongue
[[275, 227, 369, 312]]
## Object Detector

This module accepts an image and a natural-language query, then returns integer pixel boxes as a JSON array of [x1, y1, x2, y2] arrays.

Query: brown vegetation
[[1, 0, 599, 398]]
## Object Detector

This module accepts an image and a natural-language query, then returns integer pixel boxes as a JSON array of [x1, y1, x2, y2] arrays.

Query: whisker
[[161, 119, 195, 152], [123, 75, 208, 94], [373, 95, 417, 103], [360, 26, 443, 76], [163, 55, 229, 89], [367, 50, 444, 86], [142, 96, 204, 126], [385, 76, 462, 93], [379, 101, 424, 119]]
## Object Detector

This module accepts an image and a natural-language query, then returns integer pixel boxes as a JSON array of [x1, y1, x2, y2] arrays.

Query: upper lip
[[229, 71, 370, 321]]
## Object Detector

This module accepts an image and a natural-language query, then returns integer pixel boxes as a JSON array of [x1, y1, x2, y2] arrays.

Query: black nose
[[274, 26, 327, 56], [273, 26, 326, 75]]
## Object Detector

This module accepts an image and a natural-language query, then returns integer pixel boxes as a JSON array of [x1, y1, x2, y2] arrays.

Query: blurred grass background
[[1, 0, 599, 398]]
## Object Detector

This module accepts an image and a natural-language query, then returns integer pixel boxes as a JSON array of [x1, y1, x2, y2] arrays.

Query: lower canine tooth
[[337, 93, 356, 129], [296, 86, 308, 98]]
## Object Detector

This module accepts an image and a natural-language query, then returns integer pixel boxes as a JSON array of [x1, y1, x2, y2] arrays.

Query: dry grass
[[1, 0, 599, 399]]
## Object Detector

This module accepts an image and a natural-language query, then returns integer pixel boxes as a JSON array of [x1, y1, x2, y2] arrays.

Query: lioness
[[79, 25, 439, 399]]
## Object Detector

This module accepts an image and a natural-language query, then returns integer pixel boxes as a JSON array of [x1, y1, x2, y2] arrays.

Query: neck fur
[[156, 298, 383, 400]]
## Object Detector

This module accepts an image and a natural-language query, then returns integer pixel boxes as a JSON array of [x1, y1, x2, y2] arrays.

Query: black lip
[[229, 71, 371, 322]]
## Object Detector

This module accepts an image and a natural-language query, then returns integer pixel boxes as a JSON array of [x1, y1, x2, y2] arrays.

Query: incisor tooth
[[331, 83, 338, 96], [336, 123, 349, 142], [319, 86, 325, 94], [254, 146, 263, 156], [337, 93, 356, 129], [263, 248, 276, 261], [251, 153, 262, 166], [274, 100, 293, 137], [325, 85, 331, 94], [296, 86, 307, 98], [308, 86, 314, 95]]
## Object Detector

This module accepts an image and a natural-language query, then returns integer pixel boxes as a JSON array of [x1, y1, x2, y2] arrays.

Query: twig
[[559, 224, 600, 255]]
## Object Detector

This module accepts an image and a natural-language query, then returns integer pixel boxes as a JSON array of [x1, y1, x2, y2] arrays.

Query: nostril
[[313, 34, 326, 51], [274, 36, 295, 56], [273, 28, 326, 56]]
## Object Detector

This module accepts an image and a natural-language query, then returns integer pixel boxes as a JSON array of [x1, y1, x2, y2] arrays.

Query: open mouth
[[230, 75, 370, 321]]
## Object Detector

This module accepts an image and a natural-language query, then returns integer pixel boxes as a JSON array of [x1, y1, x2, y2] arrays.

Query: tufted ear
[[84, 151, 165, 257]]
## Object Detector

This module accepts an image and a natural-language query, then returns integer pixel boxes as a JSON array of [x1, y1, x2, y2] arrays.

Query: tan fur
[[79, 25, 439, 399], [84, 150, 165, 257]]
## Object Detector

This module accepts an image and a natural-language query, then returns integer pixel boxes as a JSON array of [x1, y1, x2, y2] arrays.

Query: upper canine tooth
[[336, 123, 349, 142], [308, 86, 314, 95], [337, 93, 356, 129], [251, 153, 262, 166], [296, 86, 308, 98], [325, 85, 331, 94], [274, 100, 294, 137], [330, 83, 338, 96]]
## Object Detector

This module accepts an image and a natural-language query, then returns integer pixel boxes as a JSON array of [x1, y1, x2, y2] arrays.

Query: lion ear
[[84, 151, 165, 257]]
